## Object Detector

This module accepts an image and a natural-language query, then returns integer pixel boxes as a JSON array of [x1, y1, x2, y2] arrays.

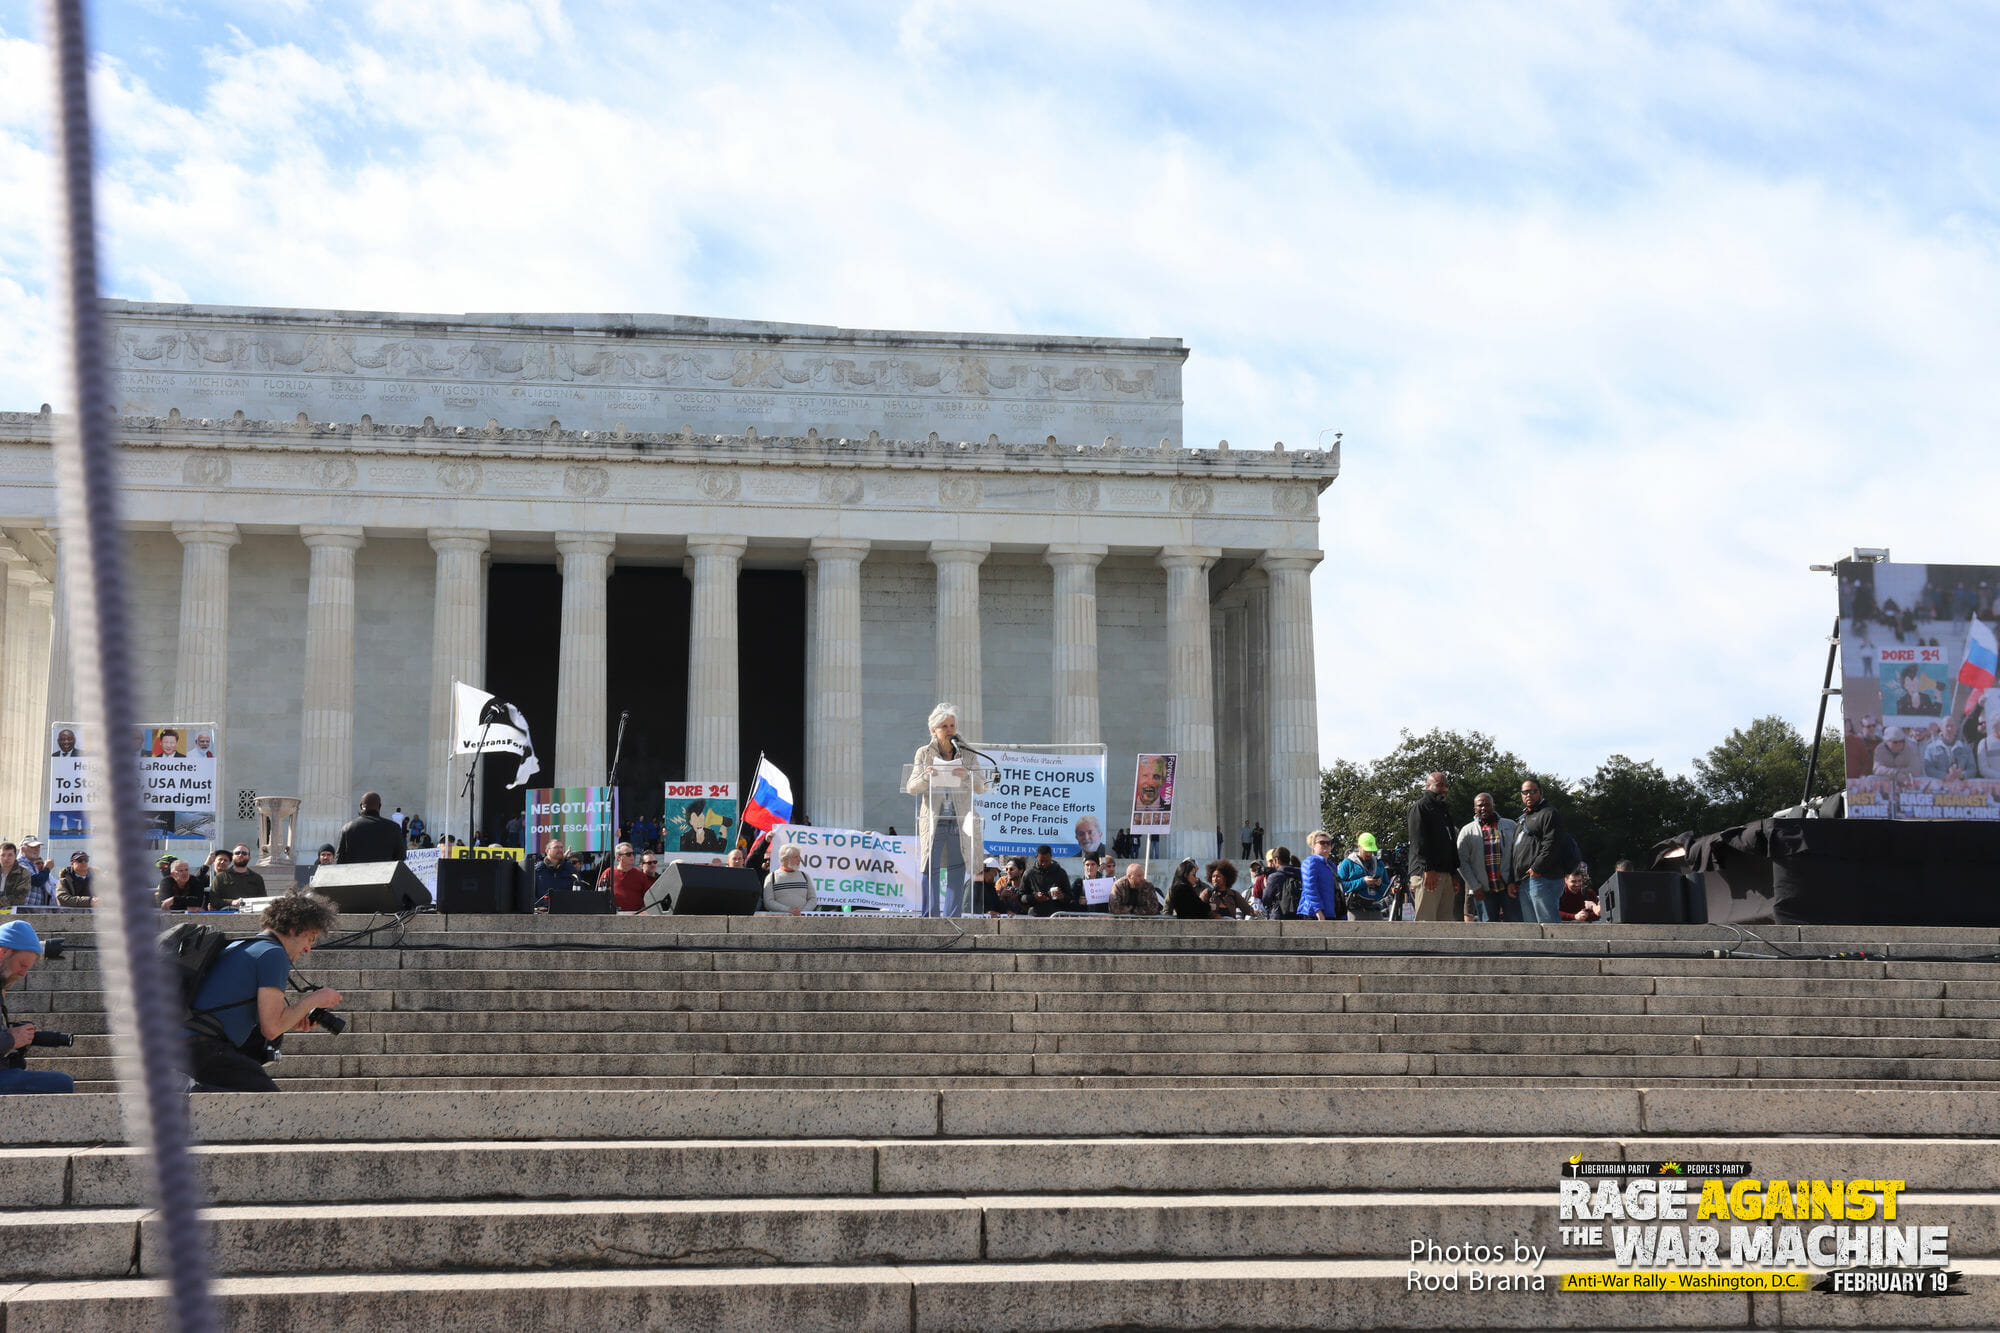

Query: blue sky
[[3, 1, 1998, 785]]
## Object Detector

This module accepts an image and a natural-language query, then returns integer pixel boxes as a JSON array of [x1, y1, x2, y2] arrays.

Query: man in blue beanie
[[0, 920, 76, 1094]]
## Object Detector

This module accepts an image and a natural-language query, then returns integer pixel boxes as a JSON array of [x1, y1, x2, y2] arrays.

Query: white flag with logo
[[452, 681, 541, 789]]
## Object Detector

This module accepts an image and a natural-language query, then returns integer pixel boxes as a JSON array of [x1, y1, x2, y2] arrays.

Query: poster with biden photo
[[1130, 753, 1177, 835], [1836, 560, 2000, 821]]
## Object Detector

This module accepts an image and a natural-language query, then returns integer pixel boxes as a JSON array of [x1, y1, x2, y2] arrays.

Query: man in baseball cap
[[0, 919, 76, 1093], [1873, 726, 1922, 776]]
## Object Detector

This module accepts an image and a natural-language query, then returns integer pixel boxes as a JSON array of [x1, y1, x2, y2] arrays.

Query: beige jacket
[[905, 740, 991, 871]]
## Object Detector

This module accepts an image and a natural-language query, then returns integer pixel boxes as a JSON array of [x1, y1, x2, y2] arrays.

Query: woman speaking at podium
[[905, 702, 990, 916]]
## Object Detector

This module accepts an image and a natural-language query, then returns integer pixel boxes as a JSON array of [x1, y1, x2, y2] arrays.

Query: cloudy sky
[[3, 1, 1997, 782]]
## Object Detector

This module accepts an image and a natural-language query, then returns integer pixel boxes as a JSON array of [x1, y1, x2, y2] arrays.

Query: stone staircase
[[6, 912, 2000, 1329]]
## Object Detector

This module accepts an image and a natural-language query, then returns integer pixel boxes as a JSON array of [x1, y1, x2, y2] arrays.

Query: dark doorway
[[481, 563, 561, 841], [738, 570, 807, 820], [606, 565, 692, 826], [480, 560, 802, 840]]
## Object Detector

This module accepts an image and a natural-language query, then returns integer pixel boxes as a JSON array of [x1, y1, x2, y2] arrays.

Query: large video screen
[[1837, 561, 2000, 821]]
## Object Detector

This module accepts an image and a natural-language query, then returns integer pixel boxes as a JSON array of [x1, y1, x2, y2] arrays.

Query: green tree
[[1572, 754, 1709, 875], [1319, 728, 1561, 856], [1692, 716, 1845, 829]]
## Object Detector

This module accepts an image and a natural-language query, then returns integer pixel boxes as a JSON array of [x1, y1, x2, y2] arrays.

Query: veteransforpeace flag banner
[[1130, 753, 1177, 835], [525, 786, 619, 854], [769, 824, 921, 913], [451, 681, 541, 789], [48, 722, 218, 841], [974, 747, 1107, 857], [665, 781, 739, 856]]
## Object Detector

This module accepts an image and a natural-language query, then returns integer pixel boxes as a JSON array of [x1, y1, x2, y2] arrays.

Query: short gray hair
[[927, 702, 959, 731], [777, 844, 803, 866]]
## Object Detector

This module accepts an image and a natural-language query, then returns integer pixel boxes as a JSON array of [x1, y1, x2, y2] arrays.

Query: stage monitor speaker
[[1602, 870, 1706, 925], [310, 860, 432, 913], [648, 862, 762, 915], [435, 858, 514, 914], [547, 883, 614, 914]]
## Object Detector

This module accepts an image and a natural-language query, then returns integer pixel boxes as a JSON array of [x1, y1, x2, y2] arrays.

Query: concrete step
[[11, 1256, 2000, 1332], [12, 1085, 2000, 1146], [22, 1134, 2000, 1209], [7, 1186, 1990, 1280]]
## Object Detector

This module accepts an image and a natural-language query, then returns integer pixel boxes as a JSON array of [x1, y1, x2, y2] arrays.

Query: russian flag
[[1960, 618, 1999, 709], [741, 758, 795, 831]]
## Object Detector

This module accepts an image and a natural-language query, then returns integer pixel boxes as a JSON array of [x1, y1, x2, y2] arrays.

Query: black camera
[[28, 1029, 73, 1047], [297, 987, 346, 1036], [41, 937, 64, 962]]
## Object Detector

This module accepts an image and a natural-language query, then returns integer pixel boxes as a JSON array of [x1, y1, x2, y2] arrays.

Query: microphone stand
[[459, 717, 495, 851]]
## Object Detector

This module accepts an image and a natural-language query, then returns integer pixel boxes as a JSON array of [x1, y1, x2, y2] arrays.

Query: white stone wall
[[1096, 556, 1170, 857], [977, 555, 1053, 748], [127, 531, 182, 722], [352, 538, 437, 829], [859, 552, 935, 834], [224, 535, 308, 848]]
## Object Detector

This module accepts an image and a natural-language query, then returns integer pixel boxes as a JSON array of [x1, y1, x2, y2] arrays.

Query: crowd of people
[[959, 780, 1610, 925]]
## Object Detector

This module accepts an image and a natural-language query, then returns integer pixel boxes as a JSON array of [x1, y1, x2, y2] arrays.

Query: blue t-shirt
[[186, 937, 291, 1046]]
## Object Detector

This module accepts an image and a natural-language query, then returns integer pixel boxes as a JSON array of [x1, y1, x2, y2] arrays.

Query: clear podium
[[903, 757, 994, 917]]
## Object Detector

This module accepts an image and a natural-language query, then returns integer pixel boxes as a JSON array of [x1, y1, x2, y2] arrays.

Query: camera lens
[[308, 1008, 347, 1036], [42, 937, 64, 961], [29, 1030, 74, 1047]]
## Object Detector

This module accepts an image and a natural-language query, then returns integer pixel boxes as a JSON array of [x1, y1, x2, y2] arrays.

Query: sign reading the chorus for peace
[[974, 747, 1107, 857], [768, 824, 921, 913]]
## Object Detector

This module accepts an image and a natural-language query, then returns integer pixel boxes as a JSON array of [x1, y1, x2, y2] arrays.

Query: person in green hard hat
[[1336, 832, 1392, 921]]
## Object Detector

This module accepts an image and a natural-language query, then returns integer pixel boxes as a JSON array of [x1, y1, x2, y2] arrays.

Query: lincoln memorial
[[0, 301, 1335, 862]]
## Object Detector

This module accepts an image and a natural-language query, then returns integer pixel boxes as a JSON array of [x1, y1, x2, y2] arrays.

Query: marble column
[[0, 558, 47, 838], [807, 539, 870, 828], [21, 582, 53, 838], [171, 521, 238, 738], [553, 532, 615, 789], [685, 535, 746, 782], [296, 526, 365, 856], [1262, 549, 1325, 852], [1159, 546, 1220, 862], [1045, 544, 1106, 746], [426, 529, 490, 842], [928, 541, 988, 741]]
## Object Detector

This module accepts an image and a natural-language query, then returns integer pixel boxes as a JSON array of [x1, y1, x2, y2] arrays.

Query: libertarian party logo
[[1556, 1156, 1962, 1297]]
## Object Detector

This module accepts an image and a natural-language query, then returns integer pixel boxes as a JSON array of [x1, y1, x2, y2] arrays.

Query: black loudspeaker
[[310, 860, 432, 913], [547, 882, 614, 914], [1603, 871, 1708, 925], [436, 859, 515, 914], [649, 863, 762, 915]]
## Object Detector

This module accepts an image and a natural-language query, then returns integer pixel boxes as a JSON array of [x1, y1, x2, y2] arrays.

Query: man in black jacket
[[335, 792, 408, 864], [1405, 772, 1460, 921], [1514, 778, 1578, 924]]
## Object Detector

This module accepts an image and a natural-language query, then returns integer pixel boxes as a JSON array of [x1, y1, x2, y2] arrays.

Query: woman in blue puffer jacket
[[1295, 830, 1341, 920]]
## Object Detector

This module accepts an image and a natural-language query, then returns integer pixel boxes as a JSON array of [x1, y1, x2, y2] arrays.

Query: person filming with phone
[[184, 893, 344, 1092]]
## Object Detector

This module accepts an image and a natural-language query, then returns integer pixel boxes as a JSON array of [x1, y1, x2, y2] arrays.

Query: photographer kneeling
[[184, 894, 343, 1093], [1, 920, 75, 1094]]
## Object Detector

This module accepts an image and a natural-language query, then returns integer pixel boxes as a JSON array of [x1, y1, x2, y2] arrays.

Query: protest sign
[[665, 781, 738, 856], [48, 722, 218, 842], [404, 846, 442, 896], [976, 747, 1106, 856], [525, 786, 619, 853], [1083, 876, 1116, 906], [1130, 753, 1177, 835], [769, 824, 920, 913]]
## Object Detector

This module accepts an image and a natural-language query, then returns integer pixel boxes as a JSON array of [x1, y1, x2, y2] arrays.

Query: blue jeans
[[0, 1066, 76, 1094], [1521, 875, 1564, 924]]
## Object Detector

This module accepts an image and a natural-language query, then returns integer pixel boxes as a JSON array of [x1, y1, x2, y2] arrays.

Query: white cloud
[[3, 1, 1999, 785]]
